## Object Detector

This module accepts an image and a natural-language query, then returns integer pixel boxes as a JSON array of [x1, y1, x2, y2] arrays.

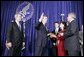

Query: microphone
[[61, 13, 65, 21]]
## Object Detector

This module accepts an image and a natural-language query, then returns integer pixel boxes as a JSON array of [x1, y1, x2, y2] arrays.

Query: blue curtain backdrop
[[1, 1, 83, 56]]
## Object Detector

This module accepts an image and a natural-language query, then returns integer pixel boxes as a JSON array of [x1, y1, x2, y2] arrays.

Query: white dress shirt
[[15, 20, 21, 30]]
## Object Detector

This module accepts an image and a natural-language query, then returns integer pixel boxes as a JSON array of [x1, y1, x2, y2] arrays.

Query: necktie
[[19, 21, 23, 31], [18, 23, 21, 30]]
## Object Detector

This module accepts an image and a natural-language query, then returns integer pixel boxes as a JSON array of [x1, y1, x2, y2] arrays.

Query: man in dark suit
[[35, 13, 50, 56], [64, 12, 80, 56], [6, 13, 25, 56]]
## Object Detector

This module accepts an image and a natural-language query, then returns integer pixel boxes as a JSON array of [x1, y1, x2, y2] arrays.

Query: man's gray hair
[[68, 12, 76, 19], [14, 12, 22, 19]]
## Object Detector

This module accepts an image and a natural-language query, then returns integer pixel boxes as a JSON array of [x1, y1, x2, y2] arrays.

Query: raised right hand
[[39, 13, 44, 22]]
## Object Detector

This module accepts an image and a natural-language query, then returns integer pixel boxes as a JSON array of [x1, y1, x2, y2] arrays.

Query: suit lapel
[[42, 23, 48, 33]]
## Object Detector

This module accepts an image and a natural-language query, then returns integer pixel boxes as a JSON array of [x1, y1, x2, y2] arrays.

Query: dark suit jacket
[[7, 21, 24, 56], [35, 22, 49, 56], [64, 20, 80, 51]]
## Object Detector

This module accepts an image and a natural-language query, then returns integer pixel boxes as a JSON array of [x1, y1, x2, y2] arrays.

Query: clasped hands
[[5, 40, 25, 50], [47, 33, 57, 38], [47, 32, 64, 38]]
